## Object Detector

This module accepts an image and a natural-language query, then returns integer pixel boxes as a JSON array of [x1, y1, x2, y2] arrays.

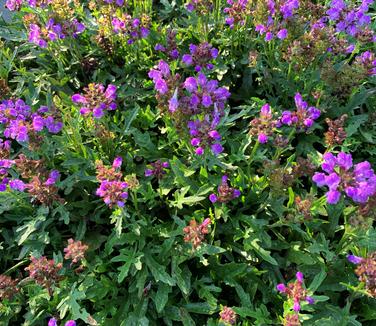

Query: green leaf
[[309, 269, 327, 292], [145, 254, 175, 286], [249, 239, 278, 265], [155, 283, 171, 313]]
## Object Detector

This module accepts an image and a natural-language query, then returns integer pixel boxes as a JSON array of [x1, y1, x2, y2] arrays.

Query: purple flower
[[144, 160, 169, 179], [112, 15, 150, 42], [276, 283, 286, 292], [296, 271, 304, 282], [347, 254, 363, 264], [9, 179, 25, 191], [5, 0, 22, 11], [277, 29, 288, 39], [45, 170, 60, 186], [168, 94, 179, 112], [258, 133, 268, 144], [208, 130, 221, 140], [211, 143, 223, 155], [195, 147, 204, 155], [112, 157, 122, 169], [314, 152, 376, 204], [312, 172, 326, 187], [326, 189, 341, 204], [209, 193, 218, 203], [65, 321, 76, 326], [182, 54, 193, 66], [48, 318, 58, 326], [72, 83, 118, 119], [181, 42, 218, 71], [293, 301, 301, 312], [306, 296, 315, 304]]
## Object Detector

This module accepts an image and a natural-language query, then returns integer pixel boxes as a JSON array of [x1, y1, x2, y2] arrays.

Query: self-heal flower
[[181, 42, 218, 71], [145, 160, 169, 179], [219, 306, 237, 325], [209, 175, 241, 204], [249, 103, 277, 143], [0, 99, 62, 143], [313, 152, 376, 204], [183, 218, 211, 249], [64, 239, 88, 265], [95, 158, 128, 208], [277, 271, 315, 313], [224, 0, 250, 29], [72, 83, 118, 119], [279, 93, 320, 131], [112, 13, 150, 43], [348, 252, 376, 297]]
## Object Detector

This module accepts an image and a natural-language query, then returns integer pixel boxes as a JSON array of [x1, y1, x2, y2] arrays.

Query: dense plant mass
[[0, 0, 375, 325]]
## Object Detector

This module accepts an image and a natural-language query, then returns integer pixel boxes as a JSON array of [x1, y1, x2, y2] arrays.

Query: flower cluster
[[27, 18, 85, 48], [277, 272, 314, 313], [249, 103, 277, 143], [112, 14, 150, 44], [25, 256, 63, 289], [0, 154, 63, 205], [72, 83, 117, 119], [6, 0, 53, 10], [324, 114, 347, 147], [326, 0, 374, 39], [279, 93, 320, 131], [355, 51, 376, 76], [188, 116, 223, 156], [313, 152, 376, 204], [182, 42, 218, 72], [95, 157, 128, 208], [209, 175, 241, 203], [0, 274, 19, 300], [0, 99, 62, 143], [64, 239, 88, 265], [149, 61, 230, 156], [255, 0, 300, 41], [186, 0, 213, 15], [348, 253, 376, 297], [183, 218, 211, 249], [48, 319, 76, 326], [224, 0, 250, 29], [145, 160, 169, 179], [5, 0, 22, 11], [155, 29, 180, 60], [148, 60, 181, 112], [183, 73, 231, 114], [219, 306, 237, 325]]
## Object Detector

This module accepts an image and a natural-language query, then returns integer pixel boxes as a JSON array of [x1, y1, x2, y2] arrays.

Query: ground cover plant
[[0, 0, 375, 325]]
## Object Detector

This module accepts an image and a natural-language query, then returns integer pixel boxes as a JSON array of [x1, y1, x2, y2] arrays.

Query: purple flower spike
[[296, 271, 304, 282]]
